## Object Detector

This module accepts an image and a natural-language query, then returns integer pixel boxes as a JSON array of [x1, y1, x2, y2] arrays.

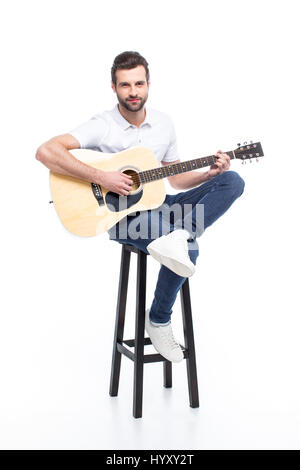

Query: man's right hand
[[96, 171, 133, 196]]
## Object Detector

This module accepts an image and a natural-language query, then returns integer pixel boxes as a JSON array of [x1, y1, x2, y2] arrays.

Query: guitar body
[[49, 146, 165, 237]]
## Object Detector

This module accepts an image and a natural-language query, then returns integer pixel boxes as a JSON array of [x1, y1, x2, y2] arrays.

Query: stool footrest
[[117, 340, 188, 363], [123, 337, 152, 347]]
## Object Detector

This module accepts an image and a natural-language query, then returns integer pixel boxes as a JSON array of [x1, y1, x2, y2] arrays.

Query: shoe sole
[[147, 244, 195, 278]]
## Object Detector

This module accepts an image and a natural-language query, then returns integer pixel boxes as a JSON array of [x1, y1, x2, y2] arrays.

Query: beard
[[116, 92, 148, 113]]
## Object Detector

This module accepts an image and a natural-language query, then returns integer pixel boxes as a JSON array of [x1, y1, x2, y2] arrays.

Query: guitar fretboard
[[138, 151, 235, 183]]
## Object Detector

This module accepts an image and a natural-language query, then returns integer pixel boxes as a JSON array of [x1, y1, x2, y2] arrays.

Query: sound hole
[[122, 169, 140, 193], [104, 167, 143, 213]]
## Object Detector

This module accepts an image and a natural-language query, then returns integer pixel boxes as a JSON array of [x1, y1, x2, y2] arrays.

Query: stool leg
[[180, 279, 200, 408], [109, 245, 131, 397], [133, 250, 147, 418], [163, 361, 172, 388]]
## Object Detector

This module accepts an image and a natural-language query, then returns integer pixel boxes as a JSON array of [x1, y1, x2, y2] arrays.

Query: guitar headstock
[[234, 141, 264, 163]]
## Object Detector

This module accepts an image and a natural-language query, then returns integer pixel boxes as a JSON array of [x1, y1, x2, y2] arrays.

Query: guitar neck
[[138, 151, 235, 184]]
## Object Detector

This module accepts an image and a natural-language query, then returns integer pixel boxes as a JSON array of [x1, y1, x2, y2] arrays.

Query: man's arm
[[162, 151, 231, 190], [36, 134, 98, 180], [35, 134, 133, 195]]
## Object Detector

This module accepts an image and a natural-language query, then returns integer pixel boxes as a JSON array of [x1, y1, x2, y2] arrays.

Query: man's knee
[[218, 170, 245, 196]]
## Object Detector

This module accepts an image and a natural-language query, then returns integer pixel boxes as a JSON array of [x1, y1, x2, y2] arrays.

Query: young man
[[36, 51, 245, 363]]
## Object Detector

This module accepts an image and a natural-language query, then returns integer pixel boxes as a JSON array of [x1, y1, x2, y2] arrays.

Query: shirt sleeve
[[69, 115, 108, 150], [161, 119, 180, 163]]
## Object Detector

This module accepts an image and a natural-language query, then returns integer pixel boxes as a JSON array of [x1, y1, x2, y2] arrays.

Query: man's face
[[112, 65, 150, 112]]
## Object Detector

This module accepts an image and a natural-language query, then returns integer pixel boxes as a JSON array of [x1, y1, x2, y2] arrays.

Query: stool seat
[[109, 243, 199, 418]]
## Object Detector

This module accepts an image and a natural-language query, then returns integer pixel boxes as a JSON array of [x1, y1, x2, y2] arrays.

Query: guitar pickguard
[[105, 189, 143, 212]]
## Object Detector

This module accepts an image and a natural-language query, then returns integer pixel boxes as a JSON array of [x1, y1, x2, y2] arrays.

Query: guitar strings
[[124, 154, 222, 186], [121, 150, 260, 186]]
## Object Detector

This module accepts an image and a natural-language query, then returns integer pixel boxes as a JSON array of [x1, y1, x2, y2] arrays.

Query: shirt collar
[[112, 104, 153, 130]]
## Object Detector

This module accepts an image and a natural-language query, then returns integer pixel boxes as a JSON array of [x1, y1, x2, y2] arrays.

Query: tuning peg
[[237, 143, 241, 147], [256, 158, 259, 162], [250, 140, 253, 144], [249, 158, 252, 163], [243, 141, 247, 145]]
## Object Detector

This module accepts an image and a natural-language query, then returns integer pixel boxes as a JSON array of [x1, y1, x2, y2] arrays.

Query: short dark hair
[[111, 51, 150, 86]]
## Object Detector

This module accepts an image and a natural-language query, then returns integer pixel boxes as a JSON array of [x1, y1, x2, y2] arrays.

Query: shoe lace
[[159, 324, 181, 350]]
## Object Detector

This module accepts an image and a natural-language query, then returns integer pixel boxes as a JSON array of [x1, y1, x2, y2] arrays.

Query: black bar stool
[[109, 243, 199, 418]]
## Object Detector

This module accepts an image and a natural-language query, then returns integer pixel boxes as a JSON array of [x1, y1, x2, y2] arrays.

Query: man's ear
[[111, 81, 116, 93]]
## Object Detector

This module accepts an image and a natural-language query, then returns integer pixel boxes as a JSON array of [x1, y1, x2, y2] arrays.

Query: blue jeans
[[109, 170, 245, 324]]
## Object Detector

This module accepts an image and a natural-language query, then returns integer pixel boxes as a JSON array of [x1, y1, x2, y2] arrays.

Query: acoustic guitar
[[49, 142, 264, 237]]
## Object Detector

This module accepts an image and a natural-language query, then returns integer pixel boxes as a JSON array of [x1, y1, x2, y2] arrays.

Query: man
[[36, 51, 245, 363]]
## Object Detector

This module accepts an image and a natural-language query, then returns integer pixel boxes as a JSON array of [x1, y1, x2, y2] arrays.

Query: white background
[[1, 0, 300, 450]]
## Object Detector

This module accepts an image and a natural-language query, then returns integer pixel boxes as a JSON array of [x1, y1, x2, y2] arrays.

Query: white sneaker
[[145, 309, 184, 363], [147, 229, 195, 277]]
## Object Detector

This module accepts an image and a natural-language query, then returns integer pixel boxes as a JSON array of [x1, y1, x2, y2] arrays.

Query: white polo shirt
[[69, 104, 179, 164]]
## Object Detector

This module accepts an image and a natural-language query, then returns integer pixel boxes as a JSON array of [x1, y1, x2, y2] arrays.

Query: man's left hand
[[207, 150, 230, 179]]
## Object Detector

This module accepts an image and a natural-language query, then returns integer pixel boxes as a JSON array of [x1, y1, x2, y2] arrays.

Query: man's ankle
[[150, 319, 171, 327]]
